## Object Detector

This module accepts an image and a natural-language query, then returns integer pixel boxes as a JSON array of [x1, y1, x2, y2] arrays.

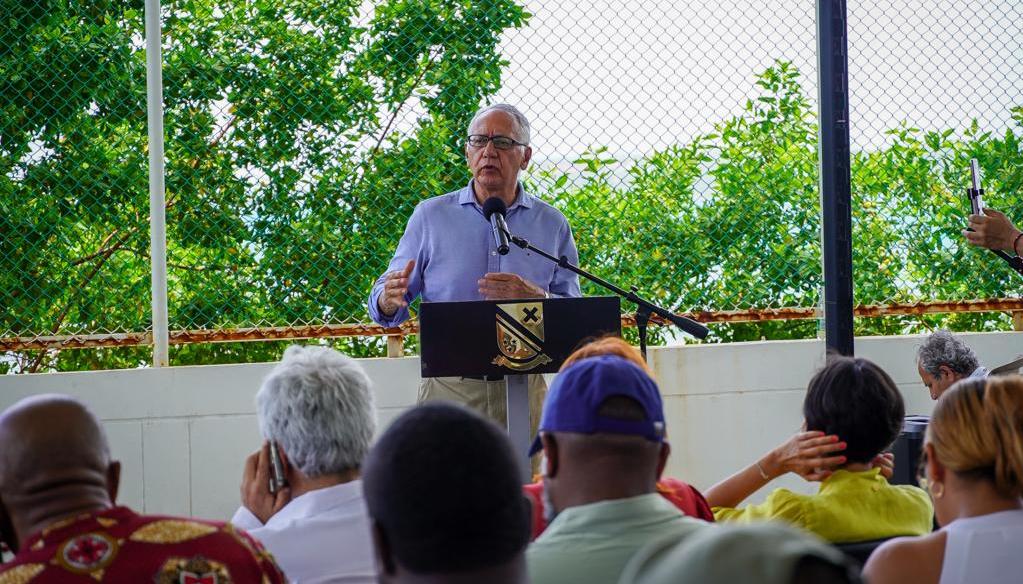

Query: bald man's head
[[0, 394, 119, 551], [0, 395, 112, 489]]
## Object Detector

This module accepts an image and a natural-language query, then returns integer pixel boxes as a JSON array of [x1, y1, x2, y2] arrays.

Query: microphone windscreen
[[481, 196, 507, 220]]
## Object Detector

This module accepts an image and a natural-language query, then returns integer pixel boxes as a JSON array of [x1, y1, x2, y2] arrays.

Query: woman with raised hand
[[705, 356, 932, 543], [864, 375, 1023, 584]]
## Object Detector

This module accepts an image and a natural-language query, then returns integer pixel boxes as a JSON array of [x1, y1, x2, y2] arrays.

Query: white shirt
[[231, 479, 377, 584], [939, 508, 1023, 584]]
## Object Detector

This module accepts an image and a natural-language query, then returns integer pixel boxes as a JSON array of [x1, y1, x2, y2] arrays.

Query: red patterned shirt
[[0, 506, 285, 583]]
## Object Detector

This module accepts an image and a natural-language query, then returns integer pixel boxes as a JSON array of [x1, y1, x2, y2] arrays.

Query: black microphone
[[482, 197, 511, 255]]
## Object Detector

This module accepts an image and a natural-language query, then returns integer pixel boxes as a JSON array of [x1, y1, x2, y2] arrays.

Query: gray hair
[[257, 345, 377, 477], [468, 103, 531, 145], [917, 330, 981, 377]]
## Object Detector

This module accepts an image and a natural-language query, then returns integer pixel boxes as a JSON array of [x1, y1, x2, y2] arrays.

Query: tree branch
[[370, 49, 439, 158]]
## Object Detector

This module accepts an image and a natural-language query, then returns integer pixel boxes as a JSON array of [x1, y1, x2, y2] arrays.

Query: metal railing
[[1, 0, 1020, 372]]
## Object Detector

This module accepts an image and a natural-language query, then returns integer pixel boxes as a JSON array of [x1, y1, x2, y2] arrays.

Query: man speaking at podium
[[368, 103, 580, 429]]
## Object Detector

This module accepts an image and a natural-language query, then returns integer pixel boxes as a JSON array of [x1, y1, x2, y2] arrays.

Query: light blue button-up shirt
[[368, 181, 581, 327]]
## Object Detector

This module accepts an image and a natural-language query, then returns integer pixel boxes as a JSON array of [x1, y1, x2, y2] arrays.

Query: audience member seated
[[527, 355, 709, 584], [863, 375, 1023, 584], [522, 336, 713, 539], [231, 345, 377, 583], [362, 403, 531, 584], [917, 330, 988, 400], [619, 523, 860, 584], [0, 395, 285, 582], [706, 356, 933, 543]]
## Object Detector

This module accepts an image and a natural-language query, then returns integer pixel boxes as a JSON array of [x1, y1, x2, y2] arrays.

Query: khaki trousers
[[418, 375, 547, 473]]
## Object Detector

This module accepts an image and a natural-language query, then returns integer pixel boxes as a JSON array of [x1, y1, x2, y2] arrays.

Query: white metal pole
[[145, 0, 169, 367]]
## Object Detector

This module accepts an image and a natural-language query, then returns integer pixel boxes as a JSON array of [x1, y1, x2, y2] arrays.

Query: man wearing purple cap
[[526, 355, 711, 584]]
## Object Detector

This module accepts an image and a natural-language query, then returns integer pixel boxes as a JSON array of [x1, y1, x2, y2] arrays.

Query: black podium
[[420, 296, 621, 477]]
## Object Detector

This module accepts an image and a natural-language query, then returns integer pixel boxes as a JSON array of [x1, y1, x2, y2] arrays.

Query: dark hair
[[803, 356, 904, 464], [362, 403, 530, 574]]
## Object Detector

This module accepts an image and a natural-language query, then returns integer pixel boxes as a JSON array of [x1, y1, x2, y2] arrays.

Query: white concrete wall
[[0, 331, 1019, 520]]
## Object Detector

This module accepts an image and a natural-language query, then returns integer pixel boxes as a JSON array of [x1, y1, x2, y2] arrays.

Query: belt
[[462, 374, 505, 382]]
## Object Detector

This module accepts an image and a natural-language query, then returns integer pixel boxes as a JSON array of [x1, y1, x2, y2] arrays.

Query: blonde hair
[[560, 335, 652, 376], [927, 375, 1023, 498]]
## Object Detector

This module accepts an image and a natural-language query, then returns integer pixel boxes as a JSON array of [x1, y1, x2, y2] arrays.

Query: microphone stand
[[501, 228, 709, 357], [987, 248, 1023, 278]]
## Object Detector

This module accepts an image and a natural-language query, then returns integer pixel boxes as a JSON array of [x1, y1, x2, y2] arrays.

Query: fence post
[[816, 0, 854, 357], [145, 0, 169, 367], [387, 335, 405, 358]]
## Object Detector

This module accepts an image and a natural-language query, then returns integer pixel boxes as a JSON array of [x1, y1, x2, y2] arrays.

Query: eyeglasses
[[466, 134, 527, 150]]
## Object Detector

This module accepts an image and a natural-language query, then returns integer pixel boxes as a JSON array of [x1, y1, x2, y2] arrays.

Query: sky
[[487, 0, 1022, 167]]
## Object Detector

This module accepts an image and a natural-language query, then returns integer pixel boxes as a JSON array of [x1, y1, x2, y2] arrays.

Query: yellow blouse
[[713, 468, 933, 543]]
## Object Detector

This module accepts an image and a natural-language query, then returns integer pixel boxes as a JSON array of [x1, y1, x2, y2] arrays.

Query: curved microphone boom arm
[[501, 228, 709, 357]]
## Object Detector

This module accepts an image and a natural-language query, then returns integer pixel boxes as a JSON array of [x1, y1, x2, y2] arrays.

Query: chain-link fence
[[1, 0, 153, 372], [2, 0, 1020, 372], [506, 0, 822, 344], [847, 0, 1023, 333]]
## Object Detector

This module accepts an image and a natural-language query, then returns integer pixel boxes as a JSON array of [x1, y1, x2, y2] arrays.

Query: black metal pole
[[817, 0, 854, 356]]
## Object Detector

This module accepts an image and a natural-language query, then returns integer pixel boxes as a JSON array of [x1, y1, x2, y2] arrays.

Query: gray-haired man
[[233, 345, 377, 583], [916, 330, 988, 400], [367, 104, 581, 430]]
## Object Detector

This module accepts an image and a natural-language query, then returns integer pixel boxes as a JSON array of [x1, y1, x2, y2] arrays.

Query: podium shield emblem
[[492, 302, 553, 371]]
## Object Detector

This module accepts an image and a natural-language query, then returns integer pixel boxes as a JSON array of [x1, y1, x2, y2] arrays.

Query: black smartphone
[[268, 440, 288, 494], [968, 158, 985, 216]]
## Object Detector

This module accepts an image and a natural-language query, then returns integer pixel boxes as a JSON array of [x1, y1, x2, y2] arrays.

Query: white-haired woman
[[232, 345, 378, 584]]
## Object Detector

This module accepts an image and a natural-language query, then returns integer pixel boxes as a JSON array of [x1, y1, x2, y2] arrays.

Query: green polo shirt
[[527, 493, 710, 584]]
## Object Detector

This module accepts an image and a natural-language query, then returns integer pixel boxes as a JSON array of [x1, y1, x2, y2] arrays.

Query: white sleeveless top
[[939, 508, 1023, 584]]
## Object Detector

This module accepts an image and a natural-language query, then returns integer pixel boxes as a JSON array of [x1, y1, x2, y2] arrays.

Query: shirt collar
[[265, 480, 365, 527], [460, 180, 534, 210], [818, 467, 886, 493], [540, 493, 682, 538], [24, 506, 134, 551]]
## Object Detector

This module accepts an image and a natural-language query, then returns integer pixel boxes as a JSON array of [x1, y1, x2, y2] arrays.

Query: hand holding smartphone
[[240, 441, 291, 524]]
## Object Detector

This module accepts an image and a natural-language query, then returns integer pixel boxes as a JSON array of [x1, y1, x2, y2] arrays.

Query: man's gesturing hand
[[478, 272, 546, 300], [240, 441, 292, 524], [378, 260, 415, 317]]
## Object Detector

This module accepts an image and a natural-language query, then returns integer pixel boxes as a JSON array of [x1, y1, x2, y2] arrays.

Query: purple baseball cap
[[528, 354, 666, 456]]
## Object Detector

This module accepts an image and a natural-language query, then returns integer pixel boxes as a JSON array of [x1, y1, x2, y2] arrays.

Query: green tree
[[1, 0, 528, 372], [4, 36, 1020, 372], [530, 61, 1021, 344]]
